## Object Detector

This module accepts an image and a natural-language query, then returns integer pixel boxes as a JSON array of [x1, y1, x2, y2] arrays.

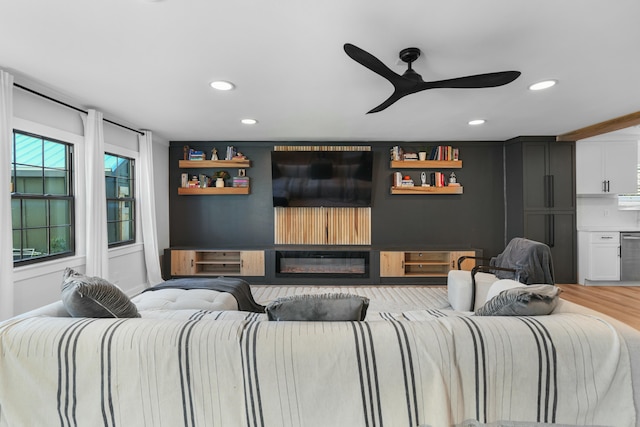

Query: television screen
[[271, 151, 373, 207]]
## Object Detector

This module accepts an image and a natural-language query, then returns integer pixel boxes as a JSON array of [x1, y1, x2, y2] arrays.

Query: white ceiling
[[2, 0, 640, 143]]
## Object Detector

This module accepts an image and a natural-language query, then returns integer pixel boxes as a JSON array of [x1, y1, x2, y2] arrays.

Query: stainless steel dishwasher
[[621, 232, 640, 281]]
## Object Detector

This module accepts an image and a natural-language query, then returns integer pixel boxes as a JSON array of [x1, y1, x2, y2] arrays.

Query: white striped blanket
[[0, 309, 634, 427]]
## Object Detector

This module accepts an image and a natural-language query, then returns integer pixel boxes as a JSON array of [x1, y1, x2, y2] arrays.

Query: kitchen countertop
[[577, 227, 640, 232]]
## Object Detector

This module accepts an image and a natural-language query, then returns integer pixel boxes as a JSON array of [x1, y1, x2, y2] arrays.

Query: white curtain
[[138, 131, 163, 286], [83, 109, 109, 278], [0, 71, 14, 320]]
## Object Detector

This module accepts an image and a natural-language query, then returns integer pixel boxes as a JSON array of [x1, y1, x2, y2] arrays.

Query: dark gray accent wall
[[169, 141, 508, 258]]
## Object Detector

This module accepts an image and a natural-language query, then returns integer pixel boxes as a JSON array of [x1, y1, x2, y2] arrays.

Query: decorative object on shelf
[[390, 145, 403, 161], [211, 148, 218, 160], [199, 174, 208, 188], [183, 145, 189, 160], [421, 172, 428, 186], [418, 151, 427, 161], [449, 172, 457, 184], [181, 173, 188, 188], [213, 170, 230, 188]]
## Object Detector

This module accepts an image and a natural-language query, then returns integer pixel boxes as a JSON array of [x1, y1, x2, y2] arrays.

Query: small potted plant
[[213, 170, 230, 187]]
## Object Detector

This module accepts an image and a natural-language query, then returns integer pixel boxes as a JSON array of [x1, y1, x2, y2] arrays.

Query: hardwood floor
[[557, 284, 640, 331]]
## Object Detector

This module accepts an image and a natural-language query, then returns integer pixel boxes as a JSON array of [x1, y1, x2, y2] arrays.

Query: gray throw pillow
[[475, 284, 561, 316], [61, 267, 140, 318], [266, 293, 369, 321]]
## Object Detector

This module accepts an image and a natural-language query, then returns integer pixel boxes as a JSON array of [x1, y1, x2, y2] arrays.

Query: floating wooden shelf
[[178, 187, 250, 195], [179, 159, 251, 168], [390, 186, 463, 195], [390, 160, 462, 169]]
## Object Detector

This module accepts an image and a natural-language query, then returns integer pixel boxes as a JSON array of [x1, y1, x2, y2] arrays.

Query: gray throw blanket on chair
[[490, 237, 555, 285]]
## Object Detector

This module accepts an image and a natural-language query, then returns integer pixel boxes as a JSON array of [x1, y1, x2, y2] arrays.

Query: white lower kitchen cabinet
[[578, 231, 620, 283]]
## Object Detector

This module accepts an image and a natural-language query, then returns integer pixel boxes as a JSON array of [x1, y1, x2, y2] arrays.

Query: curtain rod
[[13, 83, 144, 135]]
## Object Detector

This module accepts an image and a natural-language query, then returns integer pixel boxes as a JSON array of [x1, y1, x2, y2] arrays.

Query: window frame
[[11, 129, 76, 266], [105, 151, 136, 248]]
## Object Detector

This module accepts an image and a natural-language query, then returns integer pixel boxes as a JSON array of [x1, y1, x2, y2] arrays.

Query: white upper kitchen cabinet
[[576, 140, 637, 195]]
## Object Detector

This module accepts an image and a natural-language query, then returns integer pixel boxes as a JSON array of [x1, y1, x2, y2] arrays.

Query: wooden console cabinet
[[170, 249, 265, 277], [379, 250, 476, 277]]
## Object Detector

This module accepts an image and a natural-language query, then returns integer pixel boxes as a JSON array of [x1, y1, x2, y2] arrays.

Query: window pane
[[117, 178, 131, 198], [15, 167, 43, 194], [43, 140, 66, 168], [11, 199, 21, 229], [44, 168, 68, 195], [14, 134, 42, 167], [104, 154, 117, 177], [24, 228, 47, 256], [23, 199, 47, 227], [50, 226, 71, 254], [12, 230, 23, 260], [121, 220, 133, 241], [105, 176, 118, 198], [50, 199, 71, 226], [107, 221, 118, 243], [116, 158, 131, 178]]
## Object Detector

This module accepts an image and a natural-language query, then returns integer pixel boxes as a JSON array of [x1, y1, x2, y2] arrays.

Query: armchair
[[447, 237, 555, 311]]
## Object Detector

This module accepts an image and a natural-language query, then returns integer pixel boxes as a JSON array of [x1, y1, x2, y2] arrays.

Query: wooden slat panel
[[274, 207, 371, 245]]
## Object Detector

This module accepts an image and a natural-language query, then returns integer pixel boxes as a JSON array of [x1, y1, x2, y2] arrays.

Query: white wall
[[10, 87, 169, 314]]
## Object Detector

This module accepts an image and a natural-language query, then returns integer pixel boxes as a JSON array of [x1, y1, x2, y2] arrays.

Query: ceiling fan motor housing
[[399, 47, 423, 81]]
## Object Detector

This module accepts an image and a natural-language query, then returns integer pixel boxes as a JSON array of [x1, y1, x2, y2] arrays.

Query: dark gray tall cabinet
[[505, 136, 576, 283]]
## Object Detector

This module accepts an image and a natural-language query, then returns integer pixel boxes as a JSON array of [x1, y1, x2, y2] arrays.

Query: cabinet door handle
[[191, 259, 194, 267], [602, 180, 606, 192], [606, 180, 610, 192], [548, 214, 555, 248], [549, 175, 554, 208]]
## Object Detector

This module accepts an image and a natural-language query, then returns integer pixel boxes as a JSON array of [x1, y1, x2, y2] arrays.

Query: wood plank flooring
[[557, 284, 640, 331]]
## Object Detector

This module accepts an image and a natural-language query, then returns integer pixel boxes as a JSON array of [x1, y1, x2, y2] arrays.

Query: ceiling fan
[[344, 43, 521, 114]]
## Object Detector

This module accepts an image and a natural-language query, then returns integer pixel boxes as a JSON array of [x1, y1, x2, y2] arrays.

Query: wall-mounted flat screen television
[[271, 151, 373, 207]]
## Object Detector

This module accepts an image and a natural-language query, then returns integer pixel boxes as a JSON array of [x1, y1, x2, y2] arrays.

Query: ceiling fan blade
[[367, 91, 408, 114], [422, 71, 521, 89], [344, 43, 404, 85]]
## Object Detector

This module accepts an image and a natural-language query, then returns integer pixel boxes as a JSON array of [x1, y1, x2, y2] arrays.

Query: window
[[105, 153, 135, 246], [11, 131, 75, 264]]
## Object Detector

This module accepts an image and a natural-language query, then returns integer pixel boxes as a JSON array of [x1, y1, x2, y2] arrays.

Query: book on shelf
[[428, 145, 459, 161], [393, 172, 402, 187]]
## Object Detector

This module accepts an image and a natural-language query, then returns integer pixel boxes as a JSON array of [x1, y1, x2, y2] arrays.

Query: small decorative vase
[[216, 177, 224, 188]]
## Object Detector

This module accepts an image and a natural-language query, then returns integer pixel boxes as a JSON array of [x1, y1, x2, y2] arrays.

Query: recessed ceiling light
[[468, 119, 486, 126], [241, 118, 258, 125], [210, 80, 235, 91], [528, 80, 557, 91]]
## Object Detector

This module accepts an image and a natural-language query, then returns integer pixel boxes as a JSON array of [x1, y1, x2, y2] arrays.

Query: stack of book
[[232, 176, 250, 188], [188, 149, 205, 161]]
